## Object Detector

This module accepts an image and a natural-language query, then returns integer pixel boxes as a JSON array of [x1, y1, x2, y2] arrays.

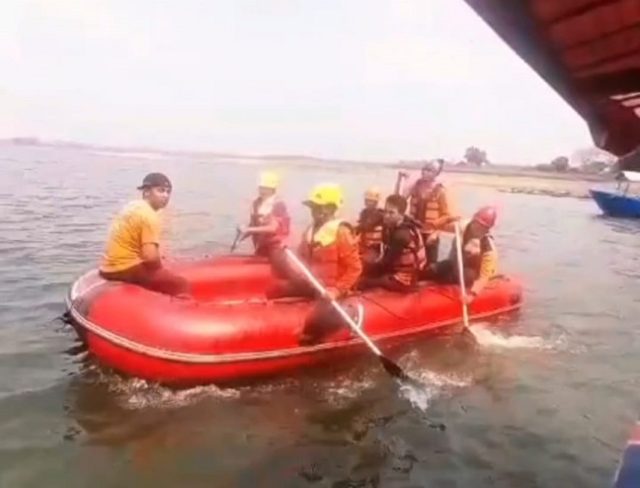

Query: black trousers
[[422, 234, 440, 265], [425, 259, 478, 286], [358, 274, 415, 293], [266, 279, 358, 345]]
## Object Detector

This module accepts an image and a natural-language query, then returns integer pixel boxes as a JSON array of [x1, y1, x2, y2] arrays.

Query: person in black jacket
[[359, 194, 426, 293]]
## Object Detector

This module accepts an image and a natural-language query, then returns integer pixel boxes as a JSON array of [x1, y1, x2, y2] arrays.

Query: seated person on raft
[[99, 172, 190, 297], [356, 186, 385, 272], [359, 194, 426, 293], [426, 206, 497, 304], [237, 170, 291, 276], [267, 183, 362, 345]]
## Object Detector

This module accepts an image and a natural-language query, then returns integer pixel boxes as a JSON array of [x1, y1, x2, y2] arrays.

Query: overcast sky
[[2, 0, 593, 164]]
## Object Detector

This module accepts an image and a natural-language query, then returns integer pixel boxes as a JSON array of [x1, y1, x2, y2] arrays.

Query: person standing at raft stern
[[359, 194, 425, 293], [428, 206, 498, 304], [405, 159, 458, 264], [356, 186, 385, 271], [238, 170, 291, 276], [99, 173, 190, 297], [267, 183, 362, 345]]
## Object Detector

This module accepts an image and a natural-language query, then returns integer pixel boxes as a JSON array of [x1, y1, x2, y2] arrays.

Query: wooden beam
[[545, 0, 623, 26], [562, 24, 640, 52]]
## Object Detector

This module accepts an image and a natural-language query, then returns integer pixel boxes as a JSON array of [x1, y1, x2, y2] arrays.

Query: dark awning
[[463, 0, 640, 166]]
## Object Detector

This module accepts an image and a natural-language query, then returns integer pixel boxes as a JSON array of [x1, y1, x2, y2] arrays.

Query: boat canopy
[[463, 0, 640, 167]]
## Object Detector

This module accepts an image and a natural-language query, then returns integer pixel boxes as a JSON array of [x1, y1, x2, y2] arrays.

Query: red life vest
[[249, 196, 290, 255]]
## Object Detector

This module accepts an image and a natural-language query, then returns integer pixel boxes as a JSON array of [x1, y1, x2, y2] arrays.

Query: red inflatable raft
[[66, 255, 523, 385]]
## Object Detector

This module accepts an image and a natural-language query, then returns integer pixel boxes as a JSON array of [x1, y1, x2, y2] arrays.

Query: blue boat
[[590, 172, 640, 218], [613, 423, 640, 488]]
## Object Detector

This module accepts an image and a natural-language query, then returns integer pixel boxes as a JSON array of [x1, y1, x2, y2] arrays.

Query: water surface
[[0, 146, 638, 487]]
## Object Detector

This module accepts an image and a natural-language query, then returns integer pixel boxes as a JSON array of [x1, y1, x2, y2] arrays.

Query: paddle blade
[[379, 355, 409, 380]]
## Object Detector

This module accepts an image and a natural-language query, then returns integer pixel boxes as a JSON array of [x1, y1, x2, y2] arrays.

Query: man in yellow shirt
[[99, 173, 189, 296]]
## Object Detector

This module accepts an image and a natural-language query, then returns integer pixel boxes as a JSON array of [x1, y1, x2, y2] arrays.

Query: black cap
[[137, 172, 172, 190]]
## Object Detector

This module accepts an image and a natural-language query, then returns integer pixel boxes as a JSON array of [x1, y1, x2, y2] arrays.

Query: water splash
[[398, 370, 471, 412], [393, 351, 472, 412], [468, 323, 559, 350], [322, 376, 376, 406], [91, 370, 241, 409]]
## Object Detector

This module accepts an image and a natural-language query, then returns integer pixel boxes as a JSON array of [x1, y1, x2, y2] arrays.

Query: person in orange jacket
[[427, 206, 498, 303], [404, 159, 458, 264], [267, 183, 362, 344]]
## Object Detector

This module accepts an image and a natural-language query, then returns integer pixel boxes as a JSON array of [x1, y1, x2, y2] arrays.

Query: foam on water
[[97, 373, 241, 410], [395, 351, 472, 412], [468, 322, 560, 350], [322, 376, 377, 406]]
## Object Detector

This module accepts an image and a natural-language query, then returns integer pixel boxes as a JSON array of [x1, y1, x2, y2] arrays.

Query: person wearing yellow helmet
[[404, 159, 458, 264], [267, 183, 362, 345], [238, 170, 290, 270], [356, 186, 384, 269]]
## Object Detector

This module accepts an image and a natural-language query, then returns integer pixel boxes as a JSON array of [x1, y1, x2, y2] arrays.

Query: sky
[[2, 0, 594, 164]]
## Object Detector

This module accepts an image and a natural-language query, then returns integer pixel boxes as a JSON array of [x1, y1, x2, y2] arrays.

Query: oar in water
[[284, 248, 412, 382], [453, 221, 470, 329]]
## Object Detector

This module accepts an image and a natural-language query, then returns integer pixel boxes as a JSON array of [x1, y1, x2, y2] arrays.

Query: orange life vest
[[386, 219, 426, 286], [249, 196, 289, 255], [300, 219, 346, 286], [409, 181, 444, 233], [357, 208, 384, 254]]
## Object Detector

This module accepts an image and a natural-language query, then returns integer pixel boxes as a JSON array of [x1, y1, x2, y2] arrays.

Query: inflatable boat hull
[[66, 256, 523, 385]]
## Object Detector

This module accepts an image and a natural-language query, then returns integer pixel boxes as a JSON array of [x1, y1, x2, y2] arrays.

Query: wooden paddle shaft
[[283, 248, 384, 356], [453, 222, 470, 327]]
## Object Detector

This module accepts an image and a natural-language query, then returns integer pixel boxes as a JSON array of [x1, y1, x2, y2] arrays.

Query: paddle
[[230, 228, 242, 253], [394, 170, 408, 195], [453, 221, 470, 329], [284, 247, 411, 381]]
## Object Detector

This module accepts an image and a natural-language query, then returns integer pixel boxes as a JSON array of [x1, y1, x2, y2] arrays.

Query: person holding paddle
[[427, 206, 498, 303], [267, 183, 362, 344], [237, 170, 291, 276]]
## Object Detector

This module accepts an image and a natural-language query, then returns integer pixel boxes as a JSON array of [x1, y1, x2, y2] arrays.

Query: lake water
[[1, 145, 638, 487]]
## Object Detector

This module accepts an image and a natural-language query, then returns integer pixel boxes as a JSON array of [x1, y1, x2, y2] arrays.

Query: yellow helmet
[[259, 171, 279, 190], [364, 186, 381, 201], [304, 183, 344, 208]]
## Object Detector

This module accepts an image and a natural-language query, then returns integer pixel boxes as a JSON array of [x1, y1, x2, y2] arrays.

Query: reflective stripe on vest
[[390, 221, 427, 286], [450, 220, 494, 274], [302, 219, 344, 286], [409, 182, 444, 231]]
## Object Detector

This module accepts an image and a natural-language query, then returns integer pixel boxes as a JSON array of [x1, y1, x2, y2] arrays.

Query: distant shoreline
[[1, 137, 612, 184]]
